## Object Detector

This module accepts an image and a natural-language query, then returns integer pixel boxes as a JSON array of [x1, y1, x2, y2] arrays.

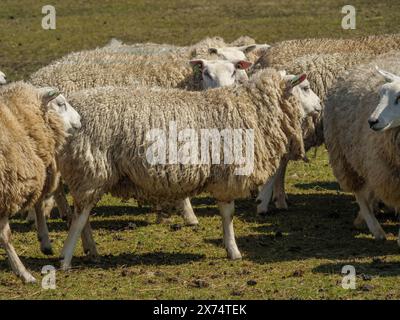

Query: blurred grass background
[[1, 0, 400, 79]]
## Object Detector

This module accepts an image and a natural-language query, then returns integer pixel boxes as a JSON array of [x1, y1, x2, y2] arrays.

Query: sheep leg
[[60, 204, 93, 270], [0, 216, 36, 283], [218, 201, 242, 260], [26, 208, 36, 225], [353, 212, 368, 229], [355, 190, 386, 241], [34, 201, 53, 255], [81, 221, 99, 260], [273, 160, 289, 210], [256, 174, 276, 215], [178, 198, 199, 226], [53, 183, 72, 222]]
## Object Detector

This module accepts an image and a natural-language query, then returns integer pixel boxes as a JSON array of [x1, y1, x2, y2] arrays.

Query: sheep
[[0, 71, 6, 85], [255, 51, 377, 214], [253, 33, 400, 72], [24, 94, 77, 226], [323, 51, 400, 242], [208, 44, 270, 64], [0, 82, 81, 282], [56, 68, 308, 269], [101, 36, 263, 60], [30, 52, 252, 94]]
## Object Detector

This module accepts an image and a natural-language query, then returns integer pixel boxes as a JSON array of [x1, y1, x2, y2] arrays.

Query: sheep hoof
[[86, 252, 100, 262], [374, 233, 387, 242], [185, 221, 199, 227], [22, 273, 37, 284], [41, 246, 54, 256], [353, 215, 367, 230], [227, 250, 242, 260], [257, 210, 268, 216], [60, 259, 71, 271], [275, 200, 288, 210]]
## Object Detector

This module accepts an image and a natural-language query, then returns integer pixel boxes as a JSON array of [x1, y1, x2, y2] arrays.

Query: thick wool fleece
[[58, 68, 304, 208], [0, 82, 66, 217], [256, 34, 400, 71], [30, 51, 202, 94], [324, 52, 400, 207]]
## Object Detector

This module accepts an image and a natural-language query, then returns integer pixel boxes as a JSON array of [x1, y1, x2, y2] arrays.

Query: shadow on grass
[[206, 192, 400, 263], [294, 181, 340, 191], [0, 252, 205, 272], [10, 217, 149, 233], [313, 261, 400, 277]]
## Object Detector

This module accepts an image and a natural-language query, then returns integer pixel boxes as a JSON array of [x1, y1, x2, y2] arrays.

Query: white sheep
[[0, 82, 81, 282], [254, 51, 376, 214], [30, 52, 252, 94], [256, 71, 322, 214], [57, 68, 308, 269], [324, 51, 400, 242]]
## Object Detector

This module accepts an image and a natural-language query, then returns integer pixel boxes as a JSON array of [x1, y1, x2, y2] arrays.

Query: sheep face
[[0, 71, 6, 85], [369, 67, 400, 131], [190, 59, 252, 89], [49, 94, 82, 133], [282, 72, 322, 117], [39, 88, 81, 133]]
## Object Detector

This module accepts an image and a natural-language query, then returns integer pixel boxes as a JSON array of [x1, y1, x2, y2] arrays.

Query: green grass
[[2, 149, 400, 299], [1, 0, 400, 300]]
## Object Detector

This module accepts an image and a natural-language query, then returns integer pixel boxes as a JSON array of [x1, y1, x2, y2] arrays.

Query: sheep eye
[[203, 70, 211, 79], [304, 87, 310, 92], [396, 95, 400, 105]]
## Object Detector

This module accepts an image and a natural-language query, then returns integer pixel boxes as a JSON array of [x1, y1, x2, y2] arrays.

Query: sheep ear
[[235, 60, 252, 70], [289, 74, 307, 88], [238, 44, 257, 54], [39, 87, 60, 105], [208, 48, 219, 55], [376, 66, 400, 83]]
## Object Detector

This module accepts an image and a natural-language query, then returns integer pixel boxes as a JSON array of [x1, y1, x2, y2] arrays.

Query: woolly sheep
[[255, 51, 376, 213], [0, 82, 81, 283], [57, 68, 308, 269], [30, 51, 252, 94], [0, 71, 6, 85], [101, 36, 263, 60], [254, 34, 400, 71], [324, 52, 400, 242]]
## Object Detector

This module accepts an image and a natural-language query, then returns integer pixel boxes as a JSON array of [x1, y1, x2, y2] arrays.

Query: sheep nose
[[368, 118, 379, 128]]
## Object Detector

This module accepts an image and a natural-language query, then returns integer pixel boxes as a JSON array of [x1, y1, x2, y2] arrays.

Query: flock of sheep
[[1, 33, 400, 284]]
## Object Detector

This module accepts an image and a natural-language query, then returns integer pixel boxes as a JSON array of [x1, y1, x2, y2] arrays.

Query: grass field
[[1, 0, 400, 300]]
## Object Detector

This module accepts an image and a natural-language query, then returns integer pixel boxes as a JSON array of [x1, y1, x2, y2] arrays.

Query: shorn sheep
[[57, 68, 308, 269], [324, 51, 400, 241], [0, 71, 6, 85], [0, 82, 81, 282], [254, 48, 390, 213]]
